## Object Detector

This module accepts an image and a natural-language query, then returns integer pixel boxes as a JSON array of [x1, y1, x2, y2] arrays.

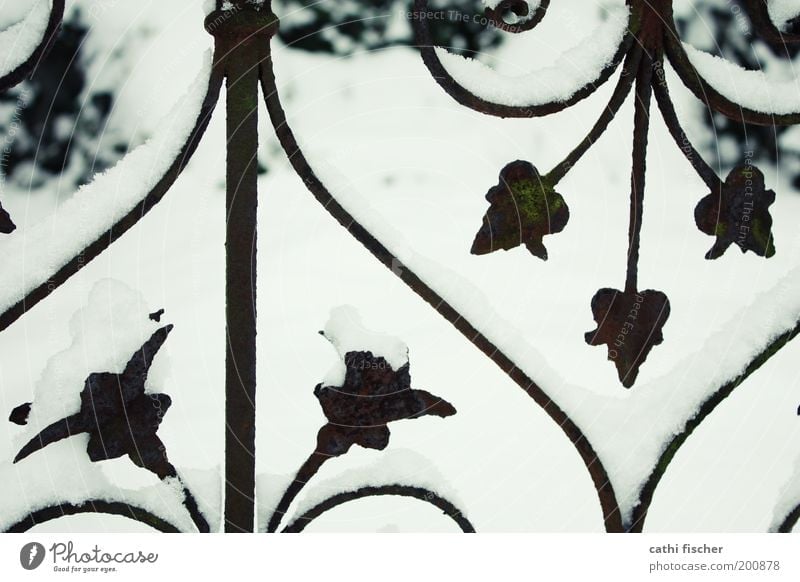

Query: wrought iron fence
[[1, 0, 799, 533]]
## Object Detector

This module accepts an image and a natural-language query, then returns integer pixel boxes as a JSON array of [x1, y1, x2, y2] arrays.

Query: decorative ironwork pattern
[[1, 0, 800, 534]]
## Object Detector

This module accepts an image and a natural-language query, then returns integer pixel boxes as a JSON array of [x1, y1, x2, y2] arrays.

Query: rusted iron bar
[[777, 503, 800, 533], [222, 33, 259, 535], [266, 451, 328, 532], [651, 71, 722, 191], [0, 0, 65, 92], [629, 317, 800, 532], [5, 501, 182, 533], [625, 52, 653, 293], [259, 58, 624, 532], [547, 46, 642, 185], [0, 72, 222, 333], [207, 2, 277, 532], [282, 485, 476, 533]]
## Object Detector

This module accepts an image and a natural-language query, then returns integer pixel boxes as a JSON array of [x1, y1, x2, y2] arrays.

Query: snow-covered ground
[[0, 0, 799, 532]]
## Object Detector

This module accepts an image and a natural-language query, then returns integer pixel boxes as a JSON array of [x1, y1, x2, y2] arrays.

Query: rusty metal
[[0, 204, 13, 233], [13, 326, 175, 476], [579, 47, 671, 387], [585, 289, 671, 388], [8, 402, 31, 425], [5, 501, 183, 533], [695, 165, 776, 259], [8, 325, 210, 532], [259, 48, 623, 532], [630, 317, 800, 532], [314, 351, 456, 457], [741, 0, 800, 48], [2, 0, 800, 534], [777, 503, 800, 533], [266, 348, 456, 532], [483, 0, 549, 34], [0, 0, 64, 92], [471, 160, 569, 260], [0, 69, 223, 333], [282, 485, 475, 533], [412, 0, 792, 388], [205, 1, 278, 533], [413, 0, 633, 118]]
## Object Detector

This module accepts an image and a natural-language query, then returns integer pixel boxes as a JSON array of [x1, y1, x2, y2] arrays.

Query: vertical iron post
[[206, 2, 278, 533]]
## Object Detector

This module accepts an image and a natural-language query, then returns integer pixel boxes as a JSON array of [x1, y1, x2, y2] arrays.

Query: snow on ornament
[[13, 325, 176, 479], [414, 0, 795, 388], [0, 203, 14, 233], [265, 307, 458, 532], [314, 349, 456, 457], [315, 306, 456, 457]]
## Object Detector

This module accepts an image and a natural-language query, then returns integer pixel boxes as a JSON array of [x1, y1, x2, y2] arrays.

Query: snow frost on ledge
[[0, 279, 208, 532], [683, 44, 800, 115], [320, 305, 409, 387], [0, 457, 194, 532], [293, 124, 800, 526], [288, 449, 464, 529], [769, 452, 800, 532], [0, 0, 51, 78], [0, 50, 213, 316], [433, 4, 628, 107], [769, 0, 800, 32]]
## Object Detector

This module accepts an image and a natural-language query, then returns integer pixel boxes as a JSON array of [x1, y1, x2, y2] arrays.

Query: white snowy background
[[0, 0, 799, 532]]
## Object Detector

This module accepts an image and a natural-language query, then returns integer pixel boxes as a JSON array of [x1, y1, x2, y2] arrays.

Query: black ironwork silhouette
[[2, 0, 800, 534]]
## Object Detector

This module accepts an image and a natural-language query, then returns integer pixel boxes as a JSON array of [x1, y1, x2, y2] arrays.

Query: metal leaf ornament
[[314, 350, 456, 457], [13, 325, 176, 479], [695, 164, 776, 260], [0, 202, 14, 234], [8, 403, 31, 426], [472, 160, 569, 260], [585, 289, 671, 388]]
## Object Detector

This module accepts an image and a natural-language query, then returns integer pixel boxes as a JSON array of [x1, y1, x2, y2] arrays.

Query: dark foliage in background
[[0, 12, 126, 190], [675, 5, 800, 187], [275, 0, 501, 55], [0, 0, 498, 191], [5, 1, 800, 192]]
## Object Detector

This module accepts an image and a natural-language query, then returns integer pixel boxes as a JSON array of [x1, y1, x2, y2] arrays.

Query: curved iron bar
[[484, 0, 549, 34], [281, 485, 476, 533], [411, 0, 635, 118], [0, 0, 65, 93], [0, 25, 223, 533], [266, 451, 328, 533], [258, 55, 624, 532], [651, 65, 722, 192], [661, 5, 800, 126], [628, 317, 800, 532], [776, 502, 800, 533], [3, 0, 798, 535], [546, 45, 642, 184], [203, 1, 281, 533], [0, 59, 224, 333], [741, 0, 800, 48], [419, 0, 800, 522], [4, 500, 183, 533], [175, 472, 211, 533]]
